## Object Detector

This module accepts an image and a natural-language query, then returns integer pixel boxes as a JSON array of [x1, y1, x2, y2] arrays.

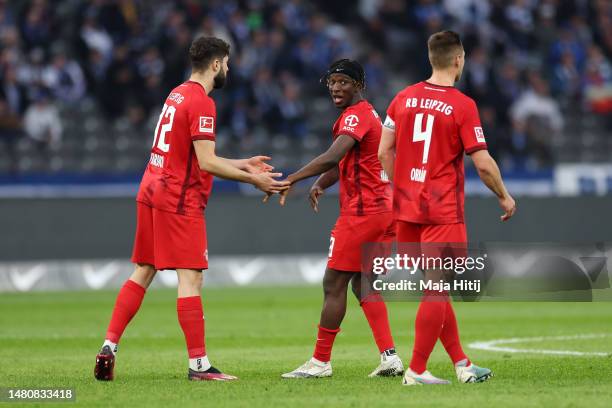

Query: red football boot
[[188, 366, 238, 381], [94, 345, 115, 381]]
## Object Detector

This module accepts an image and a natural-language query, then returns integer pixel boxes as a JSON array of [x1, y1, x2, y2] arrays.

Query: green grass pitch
[[1, 286, 611, 407]]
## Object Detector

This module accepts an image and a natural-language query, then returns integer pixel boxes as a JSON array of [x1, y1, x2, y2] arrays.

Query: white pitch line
[[468, 334, 611, 357]]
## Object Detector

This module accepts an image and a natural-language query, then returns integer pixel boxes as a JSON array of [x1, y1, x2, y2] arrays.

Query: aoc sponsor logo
[[342, 114, 359, 132]]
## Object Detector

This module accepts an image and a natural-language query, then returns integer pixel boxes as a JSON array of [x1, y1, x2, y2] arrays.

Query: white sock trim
[[189, 355, 211, 372], [102, 339, 118, 355], [311, 357, 328, 366], [455, 358, 470, 368]]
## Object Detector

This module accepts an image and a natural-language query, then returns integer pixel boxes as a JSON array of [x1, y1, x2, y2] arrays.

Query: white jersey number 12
[[152, 104, 176, 153]]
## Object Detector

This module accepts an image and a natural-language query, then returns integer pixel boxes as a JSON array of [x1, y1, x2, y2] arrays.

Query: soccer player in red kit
[[378, 31, 516, 385], [268, 59, 403, 379], [94, 37, 289, 382]]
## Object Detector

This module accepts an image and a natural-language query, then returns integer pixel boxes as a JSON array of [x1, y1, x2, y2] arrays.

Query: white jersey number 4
[[413, 113, 434, 164], [152, 104, 176, 153]]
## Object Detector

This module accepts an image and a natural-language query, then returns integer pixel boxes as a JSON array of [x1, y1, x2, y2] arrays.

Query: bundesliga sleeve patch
[[474, 126, 485, 143], [383, 115, 395, 129], [199, 116, 214, 133]]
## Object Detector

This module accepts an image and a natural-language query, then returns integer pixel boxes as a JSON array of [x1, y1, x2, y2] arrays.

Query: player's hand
[[245, 155, 274, 174], [308, 185, 324, 212], [253, 172, 290, 194], [279, 184, 291, 206], [262, 180, 292, 205], [499, 194, 516, 222]]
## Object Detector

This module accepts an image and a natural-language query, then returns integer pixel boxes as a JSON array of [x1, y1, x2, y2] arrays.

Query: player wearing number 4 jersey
[[94, 37, 289, 383], [267, 59, 403, 379], [378, 31, 516, 386]]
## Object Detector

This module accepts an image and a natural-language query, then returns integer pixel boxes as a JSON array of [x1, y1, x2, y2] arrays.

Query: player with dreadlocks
[[267, 59, 404, 379]]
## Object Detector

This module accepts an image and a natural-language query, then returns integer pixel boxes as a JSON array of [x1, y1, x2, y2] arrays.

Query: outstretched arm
[[263, 135, 355, 205], [219, 156, 274, 174], [278, 135, 355, 205], [193, 140, 289, 193], [470, 149, 516, 221], [378, 126, 396, 181], [288, 135, 355, 184]]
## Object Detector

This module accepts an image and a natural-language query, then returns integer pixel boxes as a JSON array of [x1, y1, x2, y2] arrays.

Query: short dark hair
[[427, 30, 463, 69], [189, 36, 230, 72]]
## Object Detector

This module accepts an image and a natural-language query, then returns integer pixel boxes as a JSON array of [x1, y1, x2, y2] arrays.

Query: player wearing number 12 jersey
[[270, 59, 403, 379], [378, 31, 516, 385], [94, 37, 289, 383]]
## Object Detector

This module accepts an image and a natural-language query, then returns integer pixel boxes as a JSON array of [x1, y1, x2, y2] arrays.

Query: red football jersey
[[384, 81, 487, 224], [333, 99, 392, 216], [136, 81, 216, 218]]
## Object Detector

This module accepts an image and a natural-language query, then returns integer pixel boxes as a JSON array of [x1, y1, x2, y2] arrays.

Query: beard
[[213, 70, 227, 89]]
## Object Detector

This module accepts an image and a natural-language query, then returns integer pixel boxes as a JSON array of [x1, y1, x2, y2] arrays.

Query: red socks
[[312, 294, 394, 363], [409, 290, 448, 374], [410, 290, 470, 373], [360, 293, 395, 353], [177, 296, 206, 358], [439, 301, 469, 365], [105, 279, 146, 343], [313, 325, 340, 362]]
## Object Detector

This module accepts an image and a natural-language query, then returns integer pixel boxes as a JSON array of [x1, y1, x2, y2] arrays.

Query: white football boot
[[455, 361, 493, 383], [368, 351, 404, 377], [281, 358, 332, 379], [402, 368, 451, 385]]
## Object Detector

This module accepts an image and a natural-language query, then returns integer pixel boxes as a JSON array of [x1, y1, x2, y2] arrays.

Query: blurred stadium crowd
[[0, 0, 611, 177]]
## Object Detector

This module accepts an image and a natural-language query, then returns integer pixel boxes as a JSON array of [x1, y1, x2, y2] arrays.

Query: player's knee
[[177, 269, 203, 290], [322, 280, 344, 299], [132, 264, 156, 287]]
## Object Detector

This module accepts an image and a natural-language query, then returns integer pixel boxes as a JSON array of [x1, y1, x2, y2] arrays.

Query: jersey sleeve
[[383, 94, 399, 130], [335, 109, 369, 142], [459, 98, 487, 154], [188, 96, 216, 141]]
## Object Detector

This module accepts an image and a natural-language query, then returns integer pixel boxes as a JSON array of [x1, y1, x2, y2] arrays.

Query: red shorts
[[327, 212, 395, 272], [131, 202, 208, 270], [396, 221, 467, 259]]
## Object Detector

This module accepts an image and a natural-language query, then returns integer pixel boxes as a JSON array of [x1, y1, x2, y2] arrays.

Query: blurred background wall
[[2, 195, 611, 261]]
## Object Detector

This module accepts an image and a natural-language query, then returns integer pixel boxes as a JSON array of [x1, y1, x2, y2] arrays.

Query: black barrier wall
[[1, 195, 611, 261]]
